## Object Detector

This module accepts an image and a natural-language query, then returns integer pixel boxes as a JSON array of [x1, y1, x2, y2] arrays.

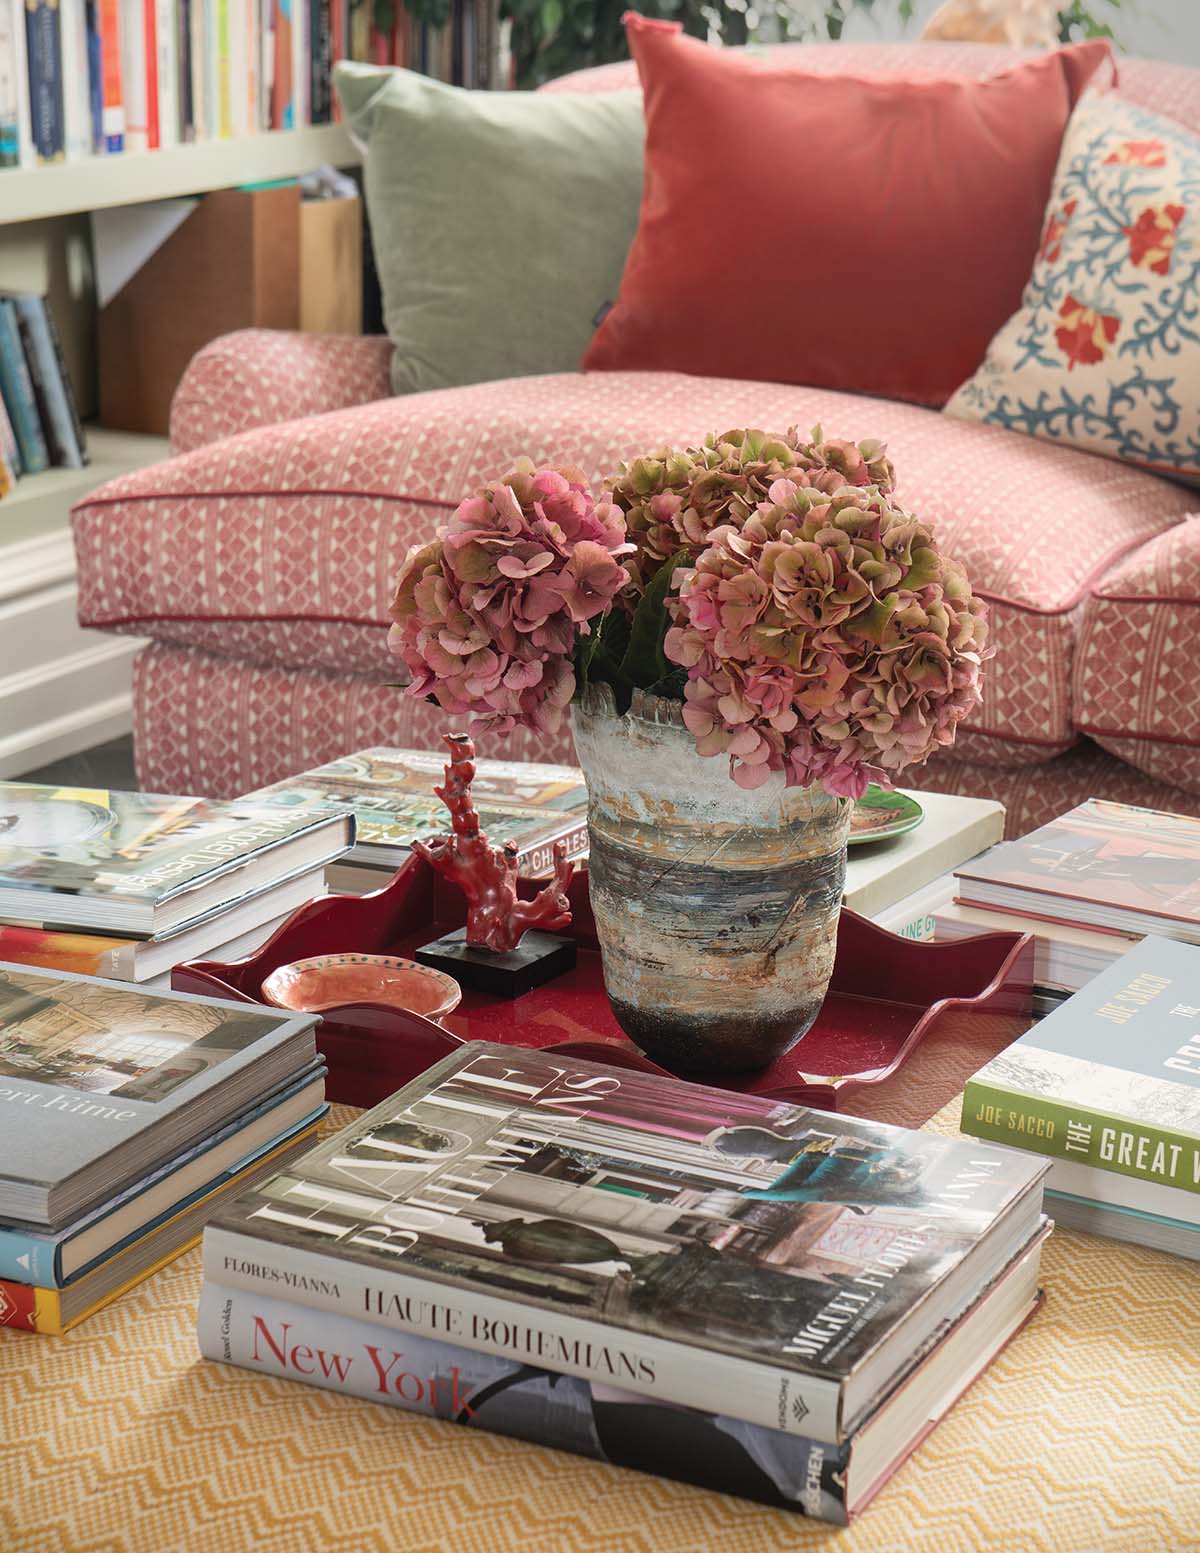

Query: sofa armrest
[[169, 329, 394, 453]]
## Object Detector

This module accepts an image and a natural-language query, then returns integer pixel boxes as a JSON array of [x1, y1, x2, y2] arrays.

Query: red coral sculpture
[[413, 734, 574, 953]]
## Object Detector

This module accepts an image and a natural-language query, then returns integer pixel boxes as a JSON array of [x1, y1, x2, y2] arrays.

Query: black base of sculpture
[[415, 929, 577, 999]]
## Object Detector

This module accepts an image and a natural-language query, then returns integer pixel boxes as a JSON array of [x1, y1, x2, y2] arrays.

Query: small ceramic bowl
[[261, 954, 462, 1021]]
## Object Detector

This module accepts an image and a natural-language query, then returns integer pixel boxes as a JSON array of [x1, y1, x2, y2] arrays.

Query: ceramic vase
[[570, 684, 852, 1073]]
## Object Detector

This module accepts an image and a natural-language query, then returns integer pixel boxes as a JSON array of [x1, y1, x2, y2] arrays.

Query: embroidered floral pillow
[[946, 93, 1200, 480]]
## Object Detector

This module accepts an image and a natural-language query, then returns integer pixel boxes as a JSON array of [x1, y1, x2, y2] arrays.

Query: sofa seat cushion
[[1073, 517, 1200, 795], [72, 369, 1197, 765]]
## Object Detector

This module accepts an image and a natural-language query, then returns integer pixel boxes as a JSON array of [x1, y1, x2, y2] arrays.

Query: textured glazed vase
[[571, 684, 852, 1073]]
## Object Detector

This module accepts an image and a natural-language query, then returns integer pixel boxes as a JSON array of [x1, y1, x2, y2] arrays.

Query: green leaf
[[616, 550, 692, 696], [575, 606, 631, 697]]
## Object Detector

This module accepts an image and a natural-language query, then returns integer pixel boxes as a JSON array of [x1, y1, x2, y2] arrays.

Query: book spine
[[0, 1225, 57, 1285], [142, 0, 158, 146], [118, 0, 146, 148], [2, 0, 23, 164], [214, 0, 229, 136], [0, 380, 20, 474], [24, 0, 65, 161], [11, 296, 86, 469], [257, 0, 271, 129], [269, 0, 289, 129], [225, 0, 246, 135], [0, 1280, 62, 1333], [961, 1078, 1200, 1199], [308, 0, 328, 123], [173, 0, 189, 138], [199, 1281, 849, 1521], [97, 0, 122, 149], [517, 819, 589, 882], [153, 0, 175, 146], [188, 0, 202, 136], [0, 298, 49, 472], [84, 0, 102, 149], [59, 0, 90, 156], [202, 1224, 844, 1441], [290, 0, 305, 124]]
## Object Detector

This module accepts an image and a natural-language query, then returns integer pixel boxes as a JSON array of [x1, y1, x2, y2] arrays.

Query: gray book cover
[[0, 961, 319, 1223]]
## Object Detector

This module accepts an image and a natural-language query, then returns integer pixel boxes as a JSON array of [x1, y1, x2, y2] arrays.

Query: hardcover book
[[963, 935, 1200, 1214], [0, 960, 319, 1225], [246, 747, 588, 876], [0, 1115, 325, 1333], [204, 1043, 1047, 1442], [199, 1234, 1044, 1523], [957, 799, 1200, 942], [0, 781, 353, 934]]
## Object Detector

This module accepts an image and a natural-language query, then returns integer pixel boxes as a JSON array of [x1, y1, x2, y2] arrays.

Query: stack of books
[[934, 799, 1199, 1009], [0, 292, 87, 495], [0, 780, 354, 984], [244, 746, 591, 889], [0, 0, 506, 169], [198, 1042, 1050, 1523], [0, 962, 327, 1332], [962, 935, 1200, 1260]]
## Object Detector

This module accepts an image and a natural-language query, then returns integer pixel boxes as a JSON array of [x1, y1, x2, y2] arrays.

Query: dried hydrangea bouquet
[[389, 428, 988, 1071]]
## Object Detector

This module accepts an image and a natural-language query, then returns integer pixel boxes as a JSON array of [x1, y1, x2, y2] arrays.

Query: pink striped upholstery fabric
[[72, 369, 1197, 766], [132, 641, 1200, 836], [1073, 518, 1200, 794], [169, 330, 394, 454]]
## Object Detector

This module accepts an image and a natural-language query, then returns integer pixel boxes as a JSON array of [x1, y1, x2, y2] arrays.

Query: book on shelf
[[0, 1104, 326, 1331], [3, 293, 88, 469], [0, 297, 49, 474], [962, 935, 1200, 1257], [956, 798, 1200, 944], [0, 0, 504, 166], [0, 1063, 326, 1284], [199, 1231, 1045, 1523], [0, 862, 325, 980], [245, 747, 589, 884], [203, 1041, 1049, 1443], [0, 960, 320, 1225], [0, 780, 353, 934]]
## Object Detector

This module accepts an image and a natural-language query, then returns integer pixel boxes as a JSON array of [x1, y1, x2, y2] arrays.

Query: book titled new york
[[957, 798, 1200, 943], [204, 1043, 1047, 1442], [0, 960, 319, 1226], [246, 747, 588, 877], [963, 935, 1200, 1209], [0, 781, 353, 934]]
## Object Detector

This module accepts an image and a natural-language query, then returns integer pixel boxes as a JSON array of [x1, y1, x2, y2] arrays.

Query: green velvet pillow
[[334, 62, 645, 396]]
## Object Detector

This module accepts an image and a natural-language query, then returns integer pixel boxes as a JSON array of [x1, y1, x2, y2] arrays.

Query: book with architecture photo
[[0, 782, 352, 933], [204, 1042, 1047, 1442], [247, 746, 589, 878]]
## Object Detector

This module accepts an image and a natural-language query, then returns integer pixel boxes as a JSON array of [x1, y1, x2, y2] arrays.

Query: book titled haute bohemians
[[963, 935, 1200, 1248], [0, 781, 353, 935], [203, 1043, 1048, 1442], [245, 747, 588, 880], [0, 961, 319, 1225]]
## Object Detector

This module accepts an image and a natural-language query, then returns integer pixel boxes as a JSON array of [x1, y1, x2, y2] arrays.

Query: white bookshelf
[[0, 125, 360, 225]]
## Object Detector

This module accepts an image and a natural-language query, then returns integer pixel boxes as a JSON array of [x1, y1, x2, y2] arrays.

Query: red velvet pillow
[[583, 19, 1112, 406]]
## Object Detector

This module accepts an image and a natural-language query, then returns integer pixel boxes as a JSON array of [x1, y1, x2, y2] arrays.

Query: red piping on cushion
[[1072, 720, 1200, 750], [79, 611, 390, 630], [1087, 592, 1200, 607]]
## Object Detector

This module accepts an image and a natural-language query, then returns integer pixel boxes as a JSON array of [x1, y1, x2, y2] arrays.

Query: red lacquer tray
[[174, 858, 1035, 1127]]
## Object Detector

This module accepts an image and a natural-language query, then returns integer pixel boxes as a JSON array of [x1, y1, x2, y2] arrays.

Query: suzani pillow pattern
[[946, 93, 1200, 480]]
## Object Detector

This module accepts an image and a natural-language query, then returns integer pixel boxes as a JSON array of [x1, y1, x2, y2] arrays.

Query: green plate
[[848, 787, 924, 846]]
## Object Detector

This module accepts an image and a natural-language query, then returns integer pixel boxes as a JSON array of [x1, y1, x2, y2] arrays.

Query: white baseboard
[[0, 637, 143, 778]]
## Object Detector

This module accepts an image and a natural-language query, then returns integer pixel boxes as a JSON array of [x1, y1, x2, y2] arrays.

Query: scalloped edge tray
[[174, 856, 1035, 1112]]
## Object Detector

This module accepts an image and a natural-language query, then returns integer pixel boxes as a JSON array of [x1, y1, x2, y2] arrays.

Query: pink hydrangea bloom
[[388, 461, 632, 737], [662, 475, 988, 798]]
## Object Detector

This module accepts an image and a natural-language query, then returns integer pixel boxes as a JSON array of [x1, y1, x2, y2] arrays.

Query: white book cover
[[59, 0, 91, 159], [120, 0, 149, 149], [0, 0, 21, 164], [154, 0, 177, 147], [8, 0, 34, 166], [227, 0, 248, 135], [842, 790, 1005, 921]]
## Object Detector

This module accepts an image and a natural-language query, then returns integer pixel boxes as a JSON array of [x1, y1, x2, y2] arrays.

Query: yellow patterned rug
[[2, 1100, 1196, 1553]]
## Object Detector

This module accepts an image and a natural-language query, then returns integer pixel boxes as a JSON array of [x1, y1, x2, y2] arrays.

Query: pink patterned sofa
[[71, 43, 1200, 837]]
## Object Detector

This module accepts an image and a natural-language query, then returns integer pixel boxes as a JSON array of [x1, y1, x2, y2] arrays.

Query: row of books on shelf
[[0, 0, 505, 169], [0, 292, 88, 493]]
